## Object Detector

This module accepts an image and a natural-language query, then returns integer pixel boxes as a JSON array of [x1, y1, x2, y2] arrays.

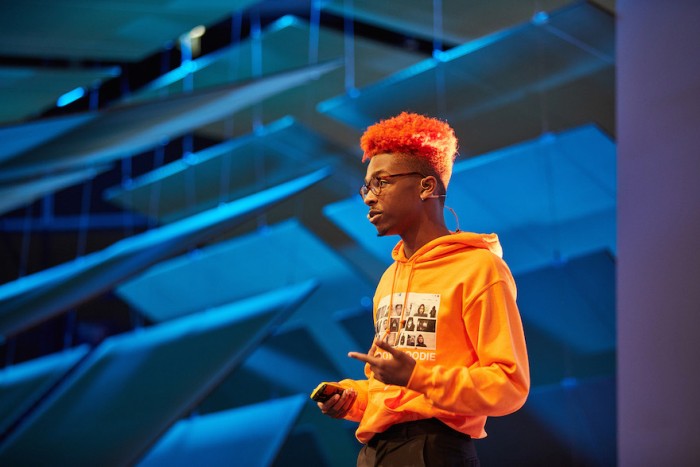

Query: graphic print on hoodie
[[375, 292, 440, 353]]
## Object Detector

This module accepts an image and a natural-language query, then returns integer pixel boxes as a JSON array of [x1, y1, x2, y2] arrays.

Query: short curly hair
[[360, 111, 458, 190]]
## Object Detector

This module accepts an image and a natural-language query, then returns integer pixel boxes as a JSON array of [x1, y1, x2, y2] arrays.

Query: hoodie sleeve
[[337, 375, 369, 422], [406, 279, 530, 416]]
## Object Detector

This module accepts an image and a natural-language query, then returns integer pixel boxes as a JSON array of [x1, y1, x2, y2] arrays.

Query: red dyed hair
[[360, 112, 458, 188]]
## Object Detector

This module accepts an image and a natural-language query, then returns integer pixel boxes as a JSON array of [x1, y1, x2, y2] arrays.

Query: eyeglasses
[[359, 172, 425, 199]]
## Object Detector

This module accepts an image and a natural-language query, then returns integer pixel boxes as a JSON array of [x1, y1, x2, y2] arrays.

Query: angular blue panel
[[323, 197, 400, 265], [516, 250, 615, 354], [324, 124, 616, 274], [0, 345, 89, 436], [0, 166, 108, 215], [0, 282, 317, 465], [139, 395, 306, 467], [319, 2, 614, 157], [0, 1, 260, 62], [320, 0, 573, 45], [0, 113, 97, 165], [0, 62, 339, 184], [524, 376, 616, 466], [125, 15, 424, 145], [116, 219, 373, 377], [446, 124, 616, 273], [116, 219, 372, 325], [104, 118, 351, 223], [0, 66, 117, 126], [476, 375, 615, 465], [0, 169, 329, 340]]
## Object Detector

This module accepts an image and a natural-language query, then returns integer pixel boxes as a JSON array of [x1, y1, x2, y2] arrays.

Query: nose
[[363, 190, 377, 206]]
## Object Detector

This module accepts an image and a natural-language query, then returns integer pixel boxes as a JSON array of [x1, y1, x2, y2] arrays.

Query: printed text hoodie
[[339, 231, 530, 443]]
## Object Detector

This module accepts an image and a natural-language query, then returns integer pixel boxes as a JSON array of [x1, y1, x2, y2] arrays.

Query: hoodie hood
[[392, 231, 503, 263]]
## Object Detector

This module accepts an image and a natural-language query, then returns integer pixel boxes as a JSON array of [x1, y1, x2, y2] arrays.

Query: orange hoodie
[[339, 231, 529, 443]]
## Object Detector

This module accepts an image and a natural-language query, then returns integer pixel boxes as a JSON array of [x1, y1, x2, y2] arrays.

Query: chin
[[371, 219, 398, 237], [374, 225, 397, 238], [373, 225, 389, 237]]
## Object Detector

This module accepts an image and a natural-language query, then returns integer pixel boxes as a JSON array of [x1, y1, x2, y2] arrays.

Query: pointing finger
[[348, 351, 375, 365]]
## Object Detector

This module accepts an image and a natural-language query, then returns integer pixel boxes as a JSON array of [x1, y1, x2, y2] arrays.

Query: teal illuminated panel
[[139, 395, 306, 467], [517, 250, 615, 354], [0, 345, 89, 436], [116, 219, 373, 326], [0, 282, 317, 465], [0, 169, 329, 339], [321, 0, 573, 45], [125, 16, 425, 144], [0, 62, 339, 184], [104, 118, 350, 223], [324, 124, 616, 274], [319, 2, 615, 158]]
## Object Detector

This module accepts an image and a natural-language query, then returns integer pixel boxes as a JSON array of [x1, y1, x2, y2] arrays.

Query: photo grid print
[[375, 293, 440, 350]]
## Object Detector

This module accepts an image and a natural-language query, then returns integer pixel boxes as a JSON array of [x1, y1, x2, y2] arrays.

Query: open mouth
[[368, 210, 381, 223]]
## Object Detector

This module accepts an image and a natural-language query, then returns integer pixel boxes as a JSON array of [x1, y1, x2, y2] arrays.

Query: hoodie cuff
[[406, 361, 433, 396]]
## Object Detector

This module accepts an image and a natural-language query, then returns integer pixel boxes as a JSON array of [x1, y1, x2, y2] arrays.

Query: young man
[[316, 112, 529, 466]]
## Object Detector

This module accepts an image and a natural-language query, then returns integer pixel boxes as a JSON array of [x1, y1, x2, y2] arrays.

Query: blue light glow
[[532, 11, 550, 26], [268, 14, 298, 33], [56, 87, 86, 107]]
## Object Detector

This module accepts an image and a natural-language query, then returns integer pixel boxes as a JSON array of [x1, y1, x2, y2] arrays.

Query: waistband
[[373, 418, 471, 442]]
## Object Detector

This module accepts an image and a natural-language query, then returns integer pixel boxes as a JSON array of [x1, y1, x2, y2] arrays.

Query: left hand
[[317, 388, 356, 419], [348, 338, 416, 387]]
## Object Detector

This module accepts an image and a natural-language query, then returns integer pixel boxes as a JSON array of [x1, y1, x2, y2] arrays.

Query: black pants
[[357, 418, 480, 467]]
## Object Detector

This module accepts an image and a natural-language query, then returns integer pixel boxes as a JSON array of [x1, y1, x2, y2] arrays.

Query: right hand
[[318, 388, 356, 419]]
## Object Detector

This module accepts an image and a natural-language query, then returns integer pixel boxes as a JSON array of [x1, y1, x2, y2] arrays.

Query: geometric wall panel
[[139, 395, 307, 467], [0, 61, 339, 185], [523, 376, 616, 466], [0, 0, 260, 62], [516, 250, 615, 354], [116, 219, 373, 326], [0, 166, 108, 216], [0, 282, 316, 465], [0, 113, 97, 164], [0, 345, 89, 437], [325, 124, 616, 275], [116, 219, 374, 377], [320, 2, 615, 158], [127, 15, 426, 147], [0, 66, 118, 125], [105, 118, 352, 223], [321, 0, 574, 45], [447, 125, 616, 275], [0, 169, 328, 339], [477, 376, 615, 466]]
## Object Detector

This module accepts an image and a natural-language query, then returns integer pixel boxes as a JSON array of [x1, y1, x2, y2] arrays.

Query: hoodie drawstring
[[376, 259, 417, 348]]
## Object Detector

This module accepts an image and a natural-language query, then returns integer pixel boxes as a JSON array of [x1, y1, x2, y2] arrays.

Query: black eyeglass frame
[[359, 172, 425, 199]]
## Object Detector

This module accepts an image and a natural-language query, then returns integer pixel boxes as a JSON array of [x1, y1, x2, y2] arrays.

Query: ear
[[420, 176, 439, 199]]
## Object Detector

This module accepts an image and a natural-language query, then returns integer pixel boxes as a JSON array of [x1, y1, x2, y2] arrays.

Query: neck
[[401, 217, 451, 258]]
